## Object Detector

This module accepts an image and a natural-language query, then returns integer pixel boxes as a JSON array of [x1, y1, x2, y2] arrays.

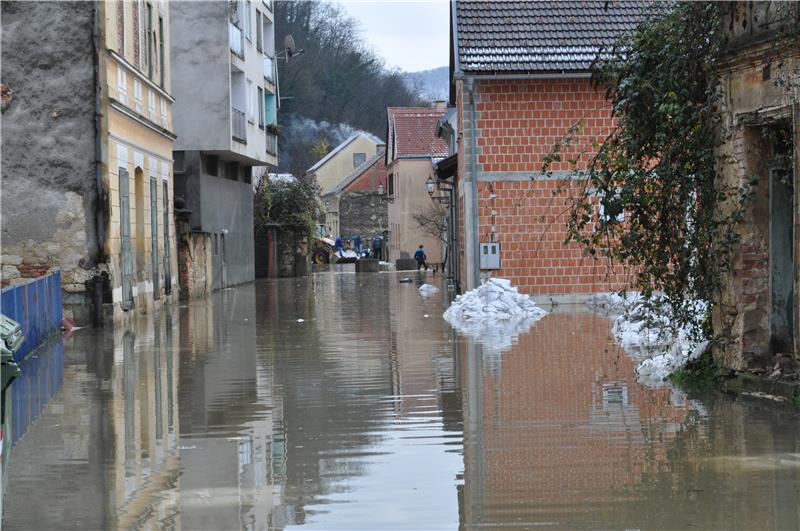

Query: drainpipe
[[466, 78, 480, 289], [92, 1, 106, 327]]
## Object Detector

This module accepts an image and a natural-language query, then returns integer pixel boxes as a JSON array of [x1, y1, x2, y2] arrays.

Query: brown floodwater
[[4, 272, 800, 530]]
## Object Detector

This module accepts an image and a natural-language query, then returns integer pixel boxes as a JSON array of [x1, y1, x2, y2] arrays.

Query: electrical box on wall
[[480, 242, 501, 269]]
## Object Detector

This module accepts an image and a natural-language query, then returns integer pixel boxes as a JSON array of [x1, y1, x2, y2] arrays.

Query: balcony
[[266, 131, 278, 156], [232, 108, 247, 143], [263, 54, 275, 83], [229, 23, 244, 58]]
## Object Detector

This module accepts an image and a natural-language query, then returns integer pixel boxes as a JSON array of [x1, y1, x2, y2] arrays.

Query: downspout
[[467, 77, 480, 289], [92, 0, 107, 327]]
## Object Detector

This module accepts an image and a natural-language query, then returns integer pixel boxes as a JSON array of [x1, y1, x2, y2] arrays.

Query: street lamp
[[425, 176, 436, 196], [377, 183, 384, 196]]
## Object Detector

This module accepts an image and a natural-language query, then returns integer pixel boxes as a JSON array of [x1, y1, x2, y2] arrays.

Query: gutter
[[453, 71, 592, 81], [467, 77, 480, 289]]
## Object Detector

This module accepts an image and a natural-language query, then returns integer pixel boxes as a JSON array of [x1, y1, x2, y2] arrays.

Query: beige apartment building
[[1, 0, 178, 323]]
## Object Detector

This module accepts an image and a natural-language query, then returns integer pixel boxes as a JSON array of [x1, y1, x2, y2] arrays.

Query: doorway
[[770, 167, 794, 353]]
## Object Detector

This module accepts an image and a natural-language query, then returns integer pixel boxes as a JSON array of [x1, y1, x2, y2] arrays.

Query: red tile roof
[[388, 107, 450, 159]]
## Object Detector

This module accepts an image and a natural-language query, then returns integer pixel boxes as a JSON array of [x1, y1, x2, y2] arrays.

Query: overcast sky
[[337, 0, 450, 72]]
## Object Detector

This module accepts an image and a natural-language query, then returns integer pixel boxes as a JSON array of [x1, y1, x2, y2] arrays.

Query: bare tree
[[412, 204, 449, 266]]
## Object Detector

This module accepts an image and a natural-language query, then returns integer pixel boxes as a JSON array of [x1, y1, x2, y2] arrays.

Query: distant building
[[386, 104, 450, 266], [1, 0, 178, 323], [171, 0, 279, 294], [449, 1, 646, 296], [305, 132, 385, 237], [713, 2, 799, 371], [321, 148, 388, 242]]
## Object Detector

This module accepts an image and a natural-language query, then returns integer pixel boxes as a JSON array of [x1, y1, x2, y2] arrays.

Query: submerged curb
[[722, 373, 800, 406]]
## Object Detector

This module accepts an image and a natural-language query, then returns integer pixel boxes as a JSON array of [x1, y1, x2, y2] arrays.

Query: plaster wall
[[170, 1, 231, 153], [0, 1, 99, 322], [387, 159, 443, 264]]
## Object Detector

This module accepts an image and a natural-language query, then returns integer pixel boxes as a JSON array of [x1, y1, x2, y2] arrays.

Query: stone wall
[[176, 217, 213, 300], [277, 227, 309, 278], [1, 1, 101, 322], [338, 192, 388, 239]]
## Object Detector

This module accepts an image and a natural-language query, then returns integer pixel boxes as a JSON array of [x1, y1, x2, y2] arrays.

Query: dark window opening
[[173, 152, 185, 173], [388, 174, 394, 196], [206, 155, 219, 176]]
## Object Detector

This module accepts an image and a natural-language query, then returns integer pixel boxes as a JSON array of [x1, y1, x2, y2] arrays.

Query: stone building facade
[[713, 2, 800, 372], [449, 1, 646, 296], [1, 0, 178, 324]]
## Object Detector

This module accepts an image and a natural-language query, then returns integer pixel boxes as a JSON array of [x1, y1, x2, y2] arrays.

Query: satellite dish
[[284, 34, 296, 55]]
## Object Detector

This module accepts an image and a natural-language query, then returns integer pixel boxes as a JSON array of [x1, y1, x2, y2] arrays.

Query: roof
[[387, 107, 450, 159], [324, 148, 386, 197], [306, 131, 385, 174], [454, 1, 653, 74]]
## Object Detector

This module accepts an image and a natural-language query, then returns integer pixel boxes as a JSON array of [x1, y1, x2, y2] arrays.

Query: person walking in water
[[414, 244, 428, 271]]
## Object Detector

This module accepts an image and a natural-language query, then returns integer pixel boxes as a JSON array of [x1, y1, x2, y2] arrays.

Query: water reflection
[[3, 275, 799, 530], [5, 314, 180, 529], [458, 312, 800, 530]]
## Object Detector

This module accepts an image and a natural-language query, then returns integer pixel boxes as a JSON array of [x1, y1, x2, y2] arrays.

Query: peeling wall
[[1, 1, 99, 321], [713, 17, 800, 371]]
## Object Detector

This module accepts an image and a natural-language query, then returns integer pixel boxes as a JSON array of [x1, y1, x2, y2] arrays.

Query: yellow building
[[102, 0, 178, 320]]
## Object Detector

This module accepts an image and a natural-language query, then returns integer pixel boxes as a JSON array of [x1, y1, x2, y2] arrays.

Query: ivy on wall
[[543, 2, 798, 336]]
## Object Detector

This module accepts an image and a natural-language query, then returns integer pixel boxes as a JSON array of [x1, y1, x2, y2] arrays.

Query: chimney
[[433, 100, 447, 113]]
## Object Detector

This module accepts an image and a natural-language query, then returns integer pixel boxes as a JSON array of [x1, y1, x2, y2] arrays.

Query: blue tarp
[[1, 272, 63, 362]]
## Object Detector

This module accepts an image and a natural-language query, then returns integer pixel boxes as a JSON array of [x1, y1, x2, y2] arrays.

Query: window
[[160, 98, 167, 126], [146, 3, 153, 78], [388, 174, 394, 196], [148, 89, 156, 121], [246, 78, 254, 123], [257, 87, 264, 128], [117, 66, 127, 104], [353, 153, 366, 167], [244, 0, 252, 40], [133, 79, 142, 112], [255, 11, 263, 52], [205, 155, 219, 176], [158, 16, 165, 87]]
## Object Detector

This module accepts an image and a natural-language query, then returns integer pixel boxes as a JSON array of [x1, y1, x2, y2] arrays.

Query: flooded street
[[4, 271, 800, 530]]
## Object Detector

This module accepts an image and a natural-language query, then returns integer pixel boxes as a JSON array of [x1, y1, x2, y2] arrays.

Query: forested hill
[[403, 66, 449, 102], [274, 1, 423, 177]]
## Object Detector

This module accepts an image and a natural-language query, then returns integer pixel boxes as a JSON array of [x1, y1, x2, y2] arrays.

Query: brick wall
[[345, 157, 386, 193], [457, 77, 624, 295]]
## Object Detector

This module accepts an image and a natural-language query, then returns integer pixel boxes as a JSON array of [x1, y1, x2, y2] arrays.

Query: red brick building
[[449, 1, 649, 299]]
